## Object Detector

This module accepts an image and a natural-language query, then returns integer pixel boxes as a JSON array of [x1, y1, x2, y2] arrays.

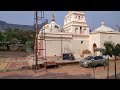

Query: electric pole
[[35, 11, 38, 70]]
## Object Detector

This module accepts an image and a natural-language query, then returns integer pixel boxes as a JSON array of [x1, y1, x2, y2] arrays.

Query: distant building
[[38, 11, 120, 60]]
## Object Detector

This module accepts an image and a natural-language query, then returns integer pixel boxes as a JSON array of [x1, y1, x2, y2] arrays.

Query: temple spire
[[51, 13, 55, 21]]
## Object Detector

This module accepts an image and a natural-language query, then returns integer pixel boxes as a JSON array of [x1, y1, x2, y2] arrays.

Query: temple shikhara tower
[[63, 11, 90, 58], [63, 11, 89, 34], [38, 11, 120, 60]]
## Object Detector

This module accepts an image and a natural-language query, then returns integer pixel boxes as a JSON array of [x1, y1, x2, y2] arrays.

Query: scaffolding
[[34, 11, 47, 70]]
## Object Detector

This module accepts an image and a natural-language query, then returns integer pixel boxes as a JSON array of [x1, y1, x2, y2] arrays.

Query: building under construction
[[33, 11, 77, 70], [34, 11, 120, 71]]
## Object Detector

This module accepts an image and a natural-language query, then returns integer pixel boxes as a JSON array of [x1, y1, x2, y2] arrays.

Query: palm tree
[[104, 42, 120, 79], [104, 41, 114, 79], [113, 44, 120, 79]]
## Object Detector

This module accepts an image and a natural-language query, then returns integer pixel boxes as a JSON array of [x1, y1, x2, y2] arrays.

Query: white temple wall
[[100, 33, 120, 48], [89, 33, 100, 55]]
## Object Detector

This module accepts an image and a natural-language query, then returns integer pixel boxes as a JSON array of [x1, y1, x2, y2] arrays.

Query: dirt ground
[[0, 60, 120, 79], [0, 51, 120, 79]]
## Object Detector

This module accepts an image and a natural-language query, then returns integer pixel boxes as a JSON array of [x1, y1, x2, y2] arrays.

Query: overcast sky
[[0, 11, 120, 31]]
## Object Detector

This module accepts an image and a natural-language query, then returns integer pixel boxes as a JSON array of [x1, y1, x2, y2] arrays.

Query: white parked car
[[79, 56, 108, 68]]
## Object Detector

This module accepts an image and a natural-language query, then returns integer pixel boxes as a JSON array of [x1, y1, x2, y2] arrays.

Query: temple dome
[[92, 22, 116, 33], [40, 14, 62, 33]]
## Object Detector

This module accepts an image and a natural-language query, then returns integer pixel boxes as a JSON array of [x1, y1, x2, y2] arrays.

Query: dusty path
[[0, 51, 120, 79], [0, 62, 120, 79]]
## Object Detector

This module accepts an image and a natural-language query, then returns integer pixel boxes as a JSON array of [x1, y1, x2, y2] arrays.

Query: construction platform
[[56, 59, 80, 65], [31, 59, 81, 70], [40, 59, 81, 68]]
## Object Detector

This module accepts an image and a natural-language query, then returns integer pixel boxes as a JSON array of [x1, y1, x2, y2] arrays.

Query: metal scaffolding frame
[[34, 11, 47, 70]]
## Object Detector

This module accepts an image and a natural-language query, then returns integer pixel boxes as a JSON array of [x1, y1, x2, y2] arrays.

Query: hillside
[[0, 19, 48, 31]]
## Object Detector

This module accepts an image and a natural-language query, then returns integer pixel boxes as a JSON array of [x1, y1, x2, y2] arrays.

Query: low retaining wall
[[0, 56, 81, 72], [0, 57, 34, 72], [0, 56, 60, 72]]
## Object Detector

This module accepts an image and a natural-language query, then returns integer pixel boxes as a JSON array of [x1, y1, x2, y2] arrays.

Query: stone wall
[[0, 56, 33, 72]]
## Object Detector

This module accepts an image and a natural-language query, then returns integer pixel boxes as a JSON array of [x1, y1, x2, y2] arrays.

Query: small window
[[78, 16, 80, 20], [81, 41, 83, 44], [80, 27, 82, 34], [80, 27, 82, 30], [75, 28, 78, 33]]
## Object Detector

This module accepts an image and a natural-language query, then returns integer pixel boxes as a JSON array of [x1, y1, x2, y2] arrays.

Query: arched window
[[78, 16, 80, 20], [93, 43, 97, 53], [81, 41, 83, 44], [80, 27, 82, 34], [75, 28, 78, 33]]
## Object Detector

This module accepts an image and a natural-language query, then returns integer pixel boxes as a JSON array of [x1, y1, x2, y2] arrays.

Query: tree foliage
[[104, 41, 120, 57], [104, 41, 120, 79], [0, 28, 35, 51], [0, 31, 4, 42], [104, 41, 114, 57]]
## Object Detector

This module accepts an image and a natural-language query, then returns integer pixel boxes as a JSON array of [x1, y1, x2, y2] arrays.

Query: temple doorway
[[93, 43, 97, 55]]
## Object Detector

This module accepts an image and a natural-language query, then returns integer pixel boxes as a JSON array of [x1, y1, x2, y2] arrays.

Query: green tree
[[3, 28, 19, 50], [104, 42, 113, 79], [0, 31, 4, 42], [113, 44, 120, 79], [4, 28, 35, 51], [0, 31, 5, 49], [104, 42, 120, 79]]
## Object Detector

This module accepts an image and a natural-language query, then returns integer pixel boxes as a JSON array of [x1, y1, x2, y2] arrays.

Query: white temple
[[38, 11, 120, 60]]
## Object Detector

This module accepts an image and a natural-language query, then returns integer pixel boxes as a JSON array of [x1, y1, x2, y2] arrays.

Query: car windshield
[[84, 56, 93, 60]]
